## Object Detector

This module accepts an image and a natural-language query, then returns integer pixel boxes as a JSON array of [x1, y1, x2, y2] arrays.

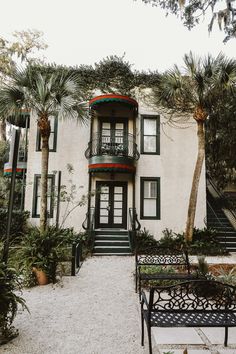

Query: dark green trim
[[140, 115, 160, 155], [32, 174, 55, 218], [88, 155, 135, 166], [140, 177, 160, 220], [95, 181, 128, 229], [36, 116, 58, 152]]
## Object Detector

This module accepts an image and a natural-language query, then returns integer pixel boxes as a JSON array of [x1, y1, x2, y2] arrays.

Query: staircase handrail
[[128, 207, 141, 232], [207, 173, 236, 229], [82, 207, 95, 231], [206, 200, 227, 248]]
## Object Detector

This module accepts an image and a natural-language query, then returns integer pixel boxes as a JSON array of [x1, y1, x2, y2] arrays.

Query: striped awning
[[89, 94, 138, 108]]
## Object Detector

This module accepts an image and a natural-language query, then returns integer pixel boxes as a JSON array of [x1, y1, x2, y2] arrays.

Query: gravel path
[[2, 256, 146, 354]]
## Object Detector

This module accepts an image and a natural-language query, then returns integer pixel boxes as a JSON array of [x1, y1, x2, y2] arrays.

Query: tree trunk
[[0, 119, 6, 141], [40, 135, 49, 233], [185, 120, 205, 242], [38, 115, 51, 234]]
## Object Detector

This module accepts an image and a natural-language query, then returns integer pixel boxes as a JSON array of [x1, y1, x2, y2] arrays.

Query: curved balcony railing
[[85, 133, 140, 160]]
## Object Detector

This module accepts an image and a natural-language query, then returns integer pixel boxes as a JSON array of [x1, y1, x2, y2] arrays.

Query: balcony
[[85, 133, 140, 173]]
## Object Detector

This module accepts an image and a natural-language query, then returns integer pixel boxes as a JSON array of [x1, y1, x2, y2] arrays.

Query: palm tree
[[0, 65, 88, 233], [151, 52, 236, 242]]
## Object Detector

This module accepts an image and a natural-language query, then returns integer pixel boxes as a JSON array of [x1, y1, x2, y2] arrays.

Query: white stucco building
[[21, 93, 206, 246]]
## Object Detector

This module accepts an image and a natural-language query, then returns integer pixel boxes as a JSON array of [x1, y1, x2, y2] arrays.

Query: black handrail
[[82, 207, 95, 250], [82, 207, 95, 231], [207, 173, 236, 228], [128, 207, 141, 252], [85, 132, 140, 160], [71, 241, 82, 276], [129, 207, 141, 232], [206, 200, 227, 248]]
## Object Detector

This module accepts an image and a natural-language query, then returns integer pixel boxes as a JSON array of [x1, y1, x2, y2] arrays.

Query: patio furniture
[[135, 246, 196, 298], [141, 279, 236, 354]]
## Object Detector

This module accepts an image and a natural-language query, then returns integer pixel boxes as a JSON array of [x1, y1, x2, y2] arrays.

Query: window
[[141, 115, 160, 154], [100, 119, 127, 155], [36, 116, 58, 152], [140, 177, 160, 219], [32, 174, 55, 218]]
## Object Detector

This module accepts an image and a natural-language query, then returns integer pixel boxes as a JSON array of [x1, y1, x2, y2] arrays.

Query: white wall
[[25, 113, 90, 232], [25, 99, 206, 237], [136, 105, 206, 239]]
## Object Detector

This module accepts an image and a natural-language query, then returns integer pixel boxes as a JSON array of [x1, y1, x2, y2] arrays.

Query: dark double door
[[95, 181, 127, 229]]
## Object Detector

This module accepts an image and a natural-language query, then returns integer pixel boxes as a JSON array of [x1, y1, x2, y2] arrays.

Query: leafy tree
[[150, 52, 236, 241], [136, 0, 236, 42], [0, 65, 88, 233], [0, 29, 47, 141], [206, 92, 236, 189]]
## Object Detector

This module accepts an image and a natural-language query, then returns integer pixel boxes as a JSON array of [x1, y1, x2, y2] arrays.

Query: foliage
[[189, 227, 228, 255], [135, 228, 159, 252], [197, 255, 209, 276], [0, 64, 88, 232], [205, 95, 236, 189], [150, 52, 236, 242], [213, 265, 236, 285], [0, 29, 47, 81], [136, 0, 236, 42], [158, 228, 184, 249], [16, 226, 80, 285], [138, 227, 228, 255], [0, 263, 27, 345], [140, 264, 177, 287], [0, 209, 29, 244]]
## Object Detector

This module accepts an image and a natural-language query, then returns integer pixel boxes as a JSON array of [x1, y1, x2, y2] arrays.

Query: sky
[[1, 0, 235, 73]]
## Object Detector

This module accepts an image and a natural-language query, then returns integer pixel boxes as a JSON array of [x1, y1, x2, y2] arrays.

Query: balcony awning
[[89, 94, 138, 109], [88, 162, 135, 173]]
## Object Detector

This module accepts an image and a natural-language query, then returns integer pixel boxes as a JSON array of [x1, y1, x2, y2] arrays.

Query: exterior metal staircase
[[93, 229, 132, 256], [207, 180, 236, 252]]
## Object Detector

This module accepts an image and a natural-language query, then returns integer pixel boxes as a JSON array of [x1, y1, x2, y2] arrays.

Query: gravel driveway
[[2, 256, 146, 354]]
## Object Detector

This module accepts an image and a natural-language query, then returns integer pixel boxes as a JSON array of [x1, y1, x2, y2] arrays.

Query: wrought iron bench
[[141, 280, 236, 354], [135, 247, 196, 297]]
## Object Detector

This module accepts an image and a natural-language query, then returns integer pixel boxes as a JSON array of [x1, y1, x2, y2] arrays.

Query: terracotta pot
[[32, 267, 49, 285]]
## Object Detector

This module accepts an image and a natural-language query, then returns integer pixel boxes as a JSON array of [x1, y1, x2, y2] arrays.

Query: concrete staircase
[[93, 229, 132, 256], [207, 192, 236, 252]]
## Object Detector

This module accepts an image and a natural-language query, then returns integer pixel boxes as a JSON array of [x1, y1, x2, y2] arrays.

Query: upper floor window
[[32, 174, 55, 218], [36, 116, 58, 152], [99, 119, 127, 155], [141, 115, 160, 154]]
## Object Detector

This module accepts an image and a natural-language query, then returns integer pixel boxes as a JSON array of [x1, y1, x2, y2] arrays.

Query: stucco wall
[[24, 99, 206, 237], [24, 113, 90, 232], [136, 105, 206, 238]]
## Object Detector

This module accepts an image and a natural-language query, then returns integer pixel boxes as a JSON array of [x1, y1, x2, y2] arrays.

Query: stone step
[[95, 229, 128, 236], [94, 240, 130, 247], [93, 246, 131, 253], [95, 235, 129, 241], [93, 253, 132, 256]]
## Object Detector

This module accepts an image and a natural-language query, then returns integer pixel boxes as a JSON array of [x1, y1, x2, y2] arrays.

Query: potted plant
[[17, 226, 76, 285], [0, 262, 28, 344]]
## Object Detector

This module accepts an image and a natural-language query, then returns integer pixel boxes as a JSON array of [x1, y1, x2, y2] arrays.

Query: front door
[[95, 181, 127, 229]]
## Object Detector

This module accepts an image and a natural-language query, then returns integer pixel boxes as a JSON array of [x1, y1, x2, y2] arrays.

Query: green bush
[[136, 227, 228, 256], [0, 209, 29, 244], [0, 263, 28, 344], [135, 228, 159, 252], [158, 228, 184, 249], [140, 265, 177, 287], [16, 226, 88, 285]]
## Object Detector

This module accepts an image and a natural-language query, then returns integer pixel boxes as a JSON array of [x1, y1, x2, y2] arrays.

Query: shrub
[[17, 226, 77, 285], [135, 228, 159, 252], [158, 228, 185, 249], [0, 209, 29, 244], [0, 263, 28, 344]]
